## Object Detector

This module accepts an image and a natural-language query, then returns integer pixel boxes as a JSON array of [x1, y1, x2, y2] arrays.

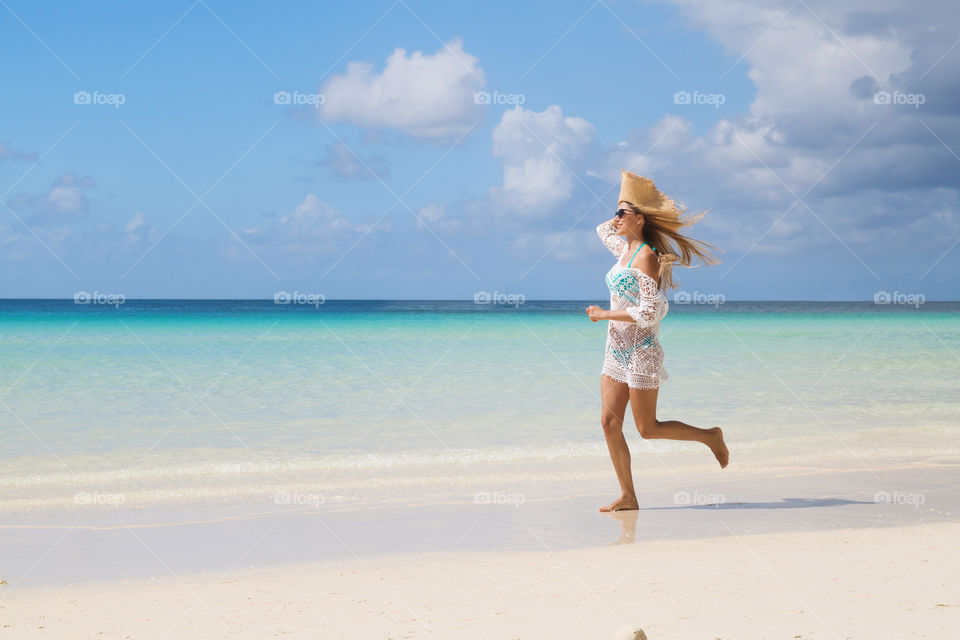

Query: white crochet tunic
[[596, 221, 669, 390]]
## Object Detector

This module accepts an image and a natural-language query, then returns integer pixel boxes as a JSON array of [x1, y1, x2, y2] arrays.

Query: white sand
[[2, 520, 957, 639]]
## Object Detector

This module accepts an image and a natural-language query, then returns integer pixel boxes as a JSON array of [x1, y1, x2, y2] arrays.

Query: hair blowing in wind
[[625, 201, 723, 292]]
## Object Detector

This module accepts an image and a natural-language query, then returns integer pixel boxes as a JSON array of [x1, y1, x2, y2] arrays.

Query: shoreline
[[3, 459, 957, 590], [3, 446, 956, 516]]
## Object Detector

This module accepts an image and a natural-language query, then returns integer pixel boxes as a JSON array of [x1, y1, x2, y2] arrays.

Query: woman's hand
[[585, 305, 608, 322]]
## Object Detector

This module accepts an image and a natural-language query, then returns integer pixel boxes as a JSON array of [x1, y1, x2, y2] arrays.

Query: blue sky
[[1, 0, 958, 300]]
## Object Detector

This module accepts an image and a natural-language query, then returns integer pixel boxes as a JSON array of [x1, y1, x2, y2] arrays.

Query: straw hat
[[618, 169, 682, 217]]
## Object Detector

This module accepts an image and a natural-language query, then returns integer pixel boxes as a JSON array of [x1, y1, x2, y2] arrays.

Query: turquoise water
[[1, 300, 958, 513]]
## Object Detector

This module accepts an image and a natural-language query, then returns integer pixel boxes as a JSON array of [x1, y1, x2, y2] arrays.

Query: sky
[[1, 0, 958, 301]]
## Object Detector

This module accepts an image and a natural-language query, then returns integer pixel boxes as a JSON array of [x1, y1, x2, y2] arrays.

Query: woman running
[[586, 169, 730, 512]]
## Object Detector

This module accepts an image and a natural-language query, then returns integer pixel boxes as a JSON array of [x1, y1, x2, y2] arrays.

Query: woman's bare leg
[[599, 374, 639, 511], [628, 386, 730, 468]]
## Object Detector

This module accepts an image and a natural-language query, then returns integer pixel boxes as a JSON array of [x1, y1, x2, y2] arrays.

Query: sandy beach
[[3, 459, 959, 639], [3, 520, 958, 639]]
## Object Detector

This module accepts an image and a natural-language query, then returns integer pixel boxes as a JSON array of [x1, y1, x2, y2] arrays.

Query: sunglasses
[[615, 208, 643, 219]]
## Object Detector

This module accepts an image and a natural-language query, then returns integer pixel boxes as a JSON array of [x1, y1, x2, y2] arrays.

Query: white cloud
[[8, 173, 95, 226], [415, 202, 461, 233], [0, 205, 176, 274], [488, 105, 598, 215], [581, 0, 960, 260], [244, 194, 355, 237], [668, 1, 913, 120], [657, 0, 959, 174], [594, 114, 693, 185], [235, 194, 362, 268], [472, 0, 960, 277], [124, 211, 160, 245], [318, 36, 486, 142]]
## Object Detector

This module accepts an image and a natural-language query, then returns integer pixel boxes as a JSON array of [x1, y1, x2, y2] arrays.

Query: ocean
[[1, 299, 958, 519]]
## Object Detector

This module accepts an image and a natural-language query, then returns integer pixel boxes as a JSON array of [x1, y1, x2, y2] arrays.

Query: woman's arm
[[586, 306, 652, 323], [603, 309, 637, 322], [596, 218, 626, 257]]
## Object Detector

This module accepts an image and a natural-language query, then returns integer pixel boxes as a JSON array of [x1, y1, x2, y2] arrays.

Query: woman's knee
[[600, 414, 624, 434], [636, 420, 659, 439]]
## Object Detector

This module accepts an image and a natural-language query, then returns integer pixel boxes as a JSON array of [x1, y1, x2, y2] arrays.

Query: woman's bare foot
[[599, 494, 639, 512], [707, 427, 729, 468]]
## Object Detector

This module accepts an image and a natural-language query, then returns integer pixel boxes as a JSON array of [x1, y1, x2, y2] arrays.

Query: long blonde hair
[[621, 200, 722, 292]]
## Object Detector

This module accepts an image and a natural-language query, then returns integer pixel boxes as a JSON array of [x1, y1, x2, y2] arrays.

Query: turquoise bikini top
[[626, 242, 655, 268]]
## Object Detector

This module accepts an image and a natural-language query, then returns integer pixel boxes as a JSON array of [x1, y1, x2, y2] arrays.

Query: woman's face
[[616, 201, 644, 234]]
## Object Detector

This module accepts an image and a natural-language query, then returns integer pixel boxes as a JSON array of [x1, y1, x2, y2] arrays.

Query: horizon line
[[2, 298, 957, 303]]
